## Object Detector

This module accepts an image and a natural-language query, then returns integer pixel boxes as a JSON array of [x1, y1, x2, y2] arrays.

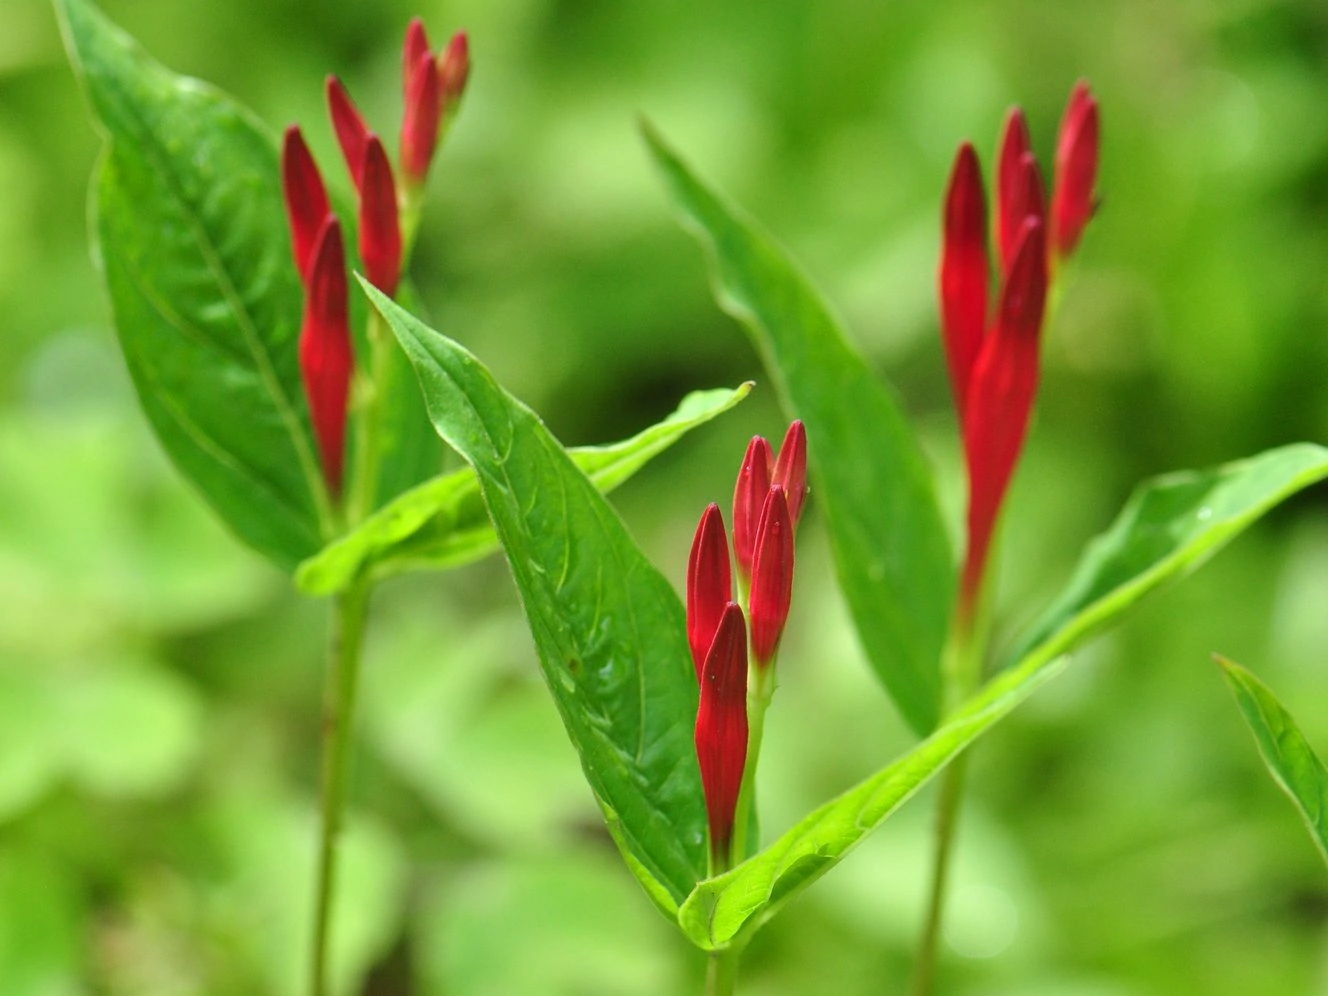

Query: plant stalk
[[310, 580, 371, 996], [908, 570, 993, 996], [706, 946, 742, 996]]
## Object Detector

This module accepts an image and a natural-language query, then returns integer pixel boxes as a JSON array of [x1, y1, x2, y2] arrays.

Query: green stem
[[706, 946, 742, 996], [310, 581, 371, 996], [909, 582, 992, 996]]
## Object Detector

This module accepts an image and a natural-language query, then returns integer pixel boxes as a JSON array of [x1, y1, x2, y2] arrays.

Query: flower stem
[[706, 946, 742, 996], [909, 579, 992, 996], [310, 580, 371, 996], [729, 660, 775, 864]]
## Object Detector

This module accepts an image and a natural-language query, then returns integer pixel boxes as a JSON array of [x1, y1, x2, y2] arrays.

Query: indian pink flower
[[695, 601, 748, 869], [748, 486, 794, 669], [687, 503, 732, 680], [298, 218, 354, 495], [400, 20, 470, 189], [359, 136, 402, 296], [937, 84, 1098, 617]]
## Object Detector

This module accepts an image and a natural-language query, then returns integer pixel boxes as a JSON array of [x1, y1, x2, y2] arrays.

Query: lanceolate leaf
[[364, 283, 708, 912], [295, 384, 751, 595], [676, 443, 1328, 951], [1218, 656, 1328, 866], [1005, 443, 1328, 669], [645, 125, 954, 736], [58, 0, 327, 569], [677, 652, 1069, 949]]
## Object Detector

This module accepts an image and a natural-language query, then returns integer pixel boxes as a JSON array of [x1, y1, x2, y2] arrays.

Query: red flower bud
[[995, 108, 1033, 273], [771, 420, 808, 526], [1050, 80, 1100, 260], [299, 217, 354, 496], [959, 217, 1048, 610], [695, 602, 749, 869], [732, 436, 772, 585], [939, 143, 989, 418], [687, 503, 733, 681], [403, 17, 431, 85], [400, 51, 442, 187], [280, 126, 331, 284], [326, 75, 370, 192], [438, 32, 471, 110], [359, 136, 402, 297], [749, 486, 795, 668]]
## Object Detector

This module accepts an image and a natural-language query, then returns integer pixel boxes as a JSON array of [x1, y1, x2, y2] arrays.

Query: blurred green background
[[4, 0, 1328, 992]]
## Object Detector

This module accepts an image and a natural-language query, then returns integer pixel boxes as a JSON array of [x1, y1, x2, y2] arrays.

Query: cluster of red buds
[[688, 421, 807, 868], [939, 82, 1099, 619], [280, 19, 470, 496]]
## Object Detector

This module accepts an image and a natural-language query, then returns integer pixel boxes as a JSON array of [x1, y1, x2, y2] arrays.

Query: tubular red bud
[[695, 602, 748, 869], [300, 217, 354, 496], [400, 51, 442, 187], [959, 217, 1048, 611], [438, 31, 470, 110], [749, 486, 794, 668], [403, 17, 431, 85], [326, 75, 370, 192], [687, 503, 733, 681], [280, 126, 331, 284], [1050, 81, 1100, 260], [771, 420, 808, 525], [732, 436, 772, 585], [939, 142, 989, 417], [359, 136, 402, 297], [995, 108, 1033, 273]]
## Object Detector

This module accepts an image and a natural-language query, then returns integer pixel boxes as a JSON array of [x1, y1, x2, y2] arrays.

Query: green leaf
[[677, 651, 1069, 950], [1217, 656, 1328, 866], [364, 283, 708, 912], [644, 124, 953, 736], [295, 384, 751, 595], [57, 0, 327, 569], [1006, 443, 1328, 669]]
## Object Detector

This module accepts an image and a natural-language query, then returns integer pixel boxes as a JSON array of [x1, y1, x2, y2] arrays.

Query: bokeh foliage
[[3, 0, 1328, 992]]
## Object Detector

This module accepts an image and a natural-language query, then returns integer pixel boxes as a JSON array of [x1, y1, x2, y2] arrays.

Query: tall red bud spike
[[939, 143, 989, 417], [695, 602, 749, 870], [959, 218, 1048, 611], [280, 126, 331, 284], [299, 218, 354, 496], [1050, 81, 1100, 260], [326, 76, 371, 192], [732, 436, 773, 585], [687, 503, 733, 681], [771, 420, 808, 525], [749, 486, 795, 669], [995, 108, 1033, 273], [359, 136, 402, 297]]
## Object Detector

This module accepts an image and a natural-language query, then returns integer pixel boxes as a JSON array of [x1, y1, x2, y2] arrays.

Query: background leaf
[[1005, 443, 1328, 669], [295, 384, 750, 595], [1218, 656, 1328, 866], [57, 0, 326, 569], [366, 284, 708, 911], [645, 125, 954, 736]]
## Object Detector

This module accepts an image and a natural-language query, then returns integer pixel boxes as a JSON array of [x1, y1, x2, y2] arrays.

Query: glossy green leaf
[[57, 0, 327, 569], [1218, 656, 1328, 866], [677, 651, 1069, 950], [1006, 443, 1328, 669], [296, 384, 751, 595], [645, 124, 953, 736], [364, 283, 708, 912]]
